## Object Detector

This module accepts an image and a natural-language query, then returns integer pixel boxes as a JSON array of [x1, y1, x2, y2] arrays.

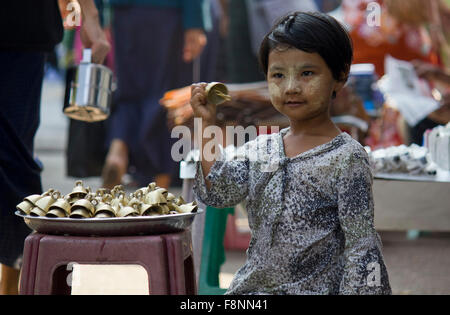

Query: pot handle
[[82, 48, 92, 63]]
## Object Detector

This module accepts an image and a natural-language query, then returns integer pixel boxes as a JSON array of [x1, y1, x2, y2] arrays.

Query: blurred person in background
[[384, 0, 450, 144], [342, 0, 435, 78], [199, 0, 224, 83], [222, 0, 318, 84], [314, 0, 343, 13], [0, 0, 109, 295], [102, 0, 209, 190], [222, 0, 266, 84], [337, 0, 439, 148]]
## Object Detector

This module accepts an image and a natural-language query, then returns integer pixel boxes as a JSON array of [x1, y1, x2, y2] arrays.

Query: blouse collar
[[278, 127, 350, 162]]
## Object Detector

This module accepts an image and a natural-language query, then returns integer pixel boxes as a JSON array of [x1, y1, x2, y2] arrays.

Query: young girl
[[190, 12, 391, 295]]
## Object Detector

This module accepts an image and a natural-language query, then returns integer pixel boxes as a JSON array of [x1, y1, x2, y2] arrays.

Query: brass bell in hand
[[205, 82, 231, 105]]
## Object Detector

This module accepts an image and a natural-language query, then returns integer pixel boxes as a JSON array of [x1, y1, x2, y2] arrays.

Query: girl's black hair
[[259, 11, 353, 82]]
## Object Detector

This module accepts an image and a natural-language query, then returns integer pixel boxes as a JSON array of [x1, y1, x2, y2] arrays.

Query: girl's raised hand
[[190, 83, 216, 126]]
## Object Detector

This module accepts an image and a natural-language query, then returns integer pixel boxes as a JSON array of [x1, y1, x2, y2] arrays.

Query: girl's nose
[[285, 78, 302, 95]]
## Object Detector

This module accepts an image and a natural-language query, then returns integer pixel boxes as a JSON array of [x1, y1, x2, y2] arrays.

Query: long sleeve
[[336, 148, 391, 295], [109, 0, 210, 30], [180, 0, 210, 30], [193, 143, 250, 209]]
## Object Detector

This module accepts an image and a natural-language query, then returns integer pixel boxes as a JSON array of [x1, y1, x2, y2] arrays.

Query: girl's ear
[[333, 70, 350, 95], [333, 80, 346, 97]]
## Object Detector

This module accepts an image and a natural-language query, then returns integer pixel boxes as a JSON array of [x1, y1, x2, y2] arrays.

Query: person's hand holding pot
[[78, 0, 111, 64]]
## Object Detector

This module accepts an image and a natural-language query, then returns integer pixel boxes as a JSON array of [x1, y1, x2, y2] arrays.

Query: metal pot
[[64, 49, 114, 122]]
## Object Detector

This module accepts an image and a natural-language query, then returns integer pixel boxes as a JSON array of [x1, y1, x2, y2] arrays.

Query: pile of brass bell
[[16, 180, 198, 219]]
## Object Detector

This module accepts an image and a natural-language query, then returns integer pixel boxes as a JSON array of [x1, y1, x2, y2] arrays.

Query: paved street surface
[[220, 231, 450, 294], [2, 79, 449, 295]]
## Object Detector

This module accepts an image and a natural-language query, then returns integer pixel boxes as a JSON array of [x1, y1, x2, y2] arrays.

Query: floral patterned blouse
[[193, 127, 391, 295]]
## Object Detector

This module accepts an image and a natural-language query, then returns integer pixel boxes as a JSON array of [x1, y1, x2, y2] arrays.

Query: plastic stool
[[197, 206, 234, 295], [19, 231, 196, 295]]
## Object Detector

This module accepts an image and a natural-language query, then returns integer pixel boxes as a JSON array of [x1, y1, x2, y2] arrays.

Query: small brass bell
[[142, 204, 169, 216], [46, 192, 70, 218], [155, 187, 168, 196], [114, 184, 124, 191], [92, 198, 116, 218], [117, 204, 139, 217], [178, 201, 198, 213], [110, 198, 121, 213], [95, 188, 109, 202], [174, 196, 186, 206], [148, 182, 157, 191], [110, 192, 127, 213], [166, 193, 176, 202], [139, 203, 153, 216], [159, 204, 170, 215], [167, 201, 181, 213], [142, 206, 160, 216], [96, 188, 109, 196], [29, 189, 59, 217], [69, 193, 95, 218], [135, 182, 155, 196], [144, 189, 167, 205], [17, 194, 42, 215], [111, 185, 125, 197], [136, 187, 148, 196], [128, 190, 143, 208], [67, 180, 88, 204], [100, 193, 113, 205], [166, 193, 180, 212]]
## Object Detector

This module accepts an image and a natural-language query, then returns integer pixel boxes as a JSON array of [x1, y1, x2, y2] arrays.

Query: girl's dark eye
[[271, 73, 284, 79], [302, 71, 314, 77]]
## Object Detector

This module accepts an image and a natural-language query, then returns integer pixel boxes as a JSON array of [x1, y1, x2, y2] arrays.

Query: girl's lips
[[284, 101, 307, 107]]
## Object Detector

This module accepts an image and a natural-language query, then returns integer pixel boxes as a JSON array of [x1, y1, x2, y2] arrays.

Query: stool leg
[[164, 231, 197, 294], [19, 233, 45, 295]]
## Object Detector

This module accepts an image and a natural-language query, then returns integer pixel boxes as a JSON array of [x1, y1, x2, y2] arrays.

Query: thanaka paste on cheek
[[268, 82, 281, 102]]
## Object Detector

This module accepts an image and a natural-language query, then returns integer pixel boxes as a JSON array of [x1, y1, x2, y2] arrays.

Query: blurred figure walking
[[0, 0, 109, 295], [102, 0, 209, 190]]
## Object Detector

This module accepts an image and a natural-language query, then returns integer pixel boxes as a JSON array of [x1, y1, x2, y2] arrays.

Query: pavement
[[220, 232, 450, 295], [3, 78, 449, 295]]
